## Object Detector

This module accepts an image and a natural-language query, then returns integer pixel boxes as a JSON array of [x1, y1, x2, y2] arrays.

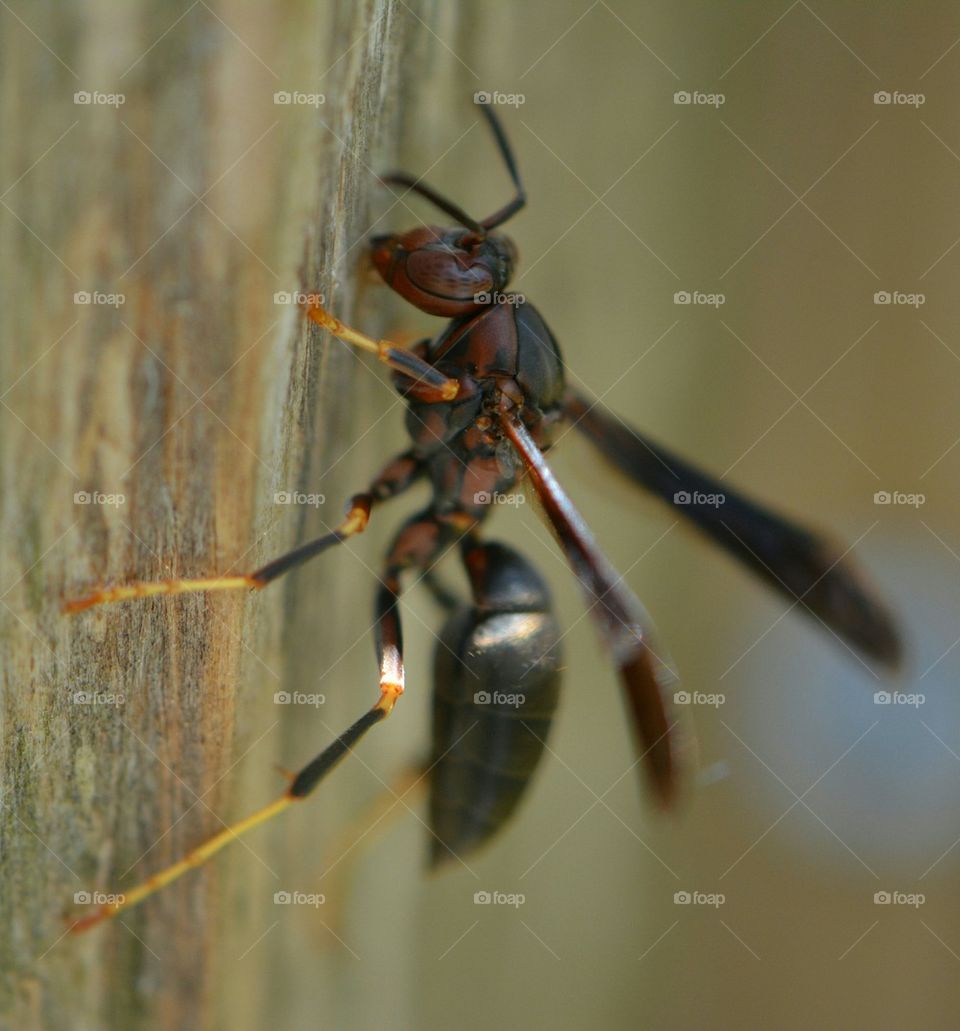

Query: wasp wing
[[502, 411, 690, 807], [562, 389, 901, 670]]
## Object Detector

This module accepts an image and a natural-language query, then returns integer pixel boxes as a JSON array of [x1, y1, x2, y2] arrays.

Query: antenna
[[378, 99, 526, 237]]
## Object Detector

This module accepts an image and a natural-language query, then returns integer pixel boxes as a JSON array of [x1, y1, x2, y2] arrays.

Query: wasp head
[[370, 226, 516, 317]]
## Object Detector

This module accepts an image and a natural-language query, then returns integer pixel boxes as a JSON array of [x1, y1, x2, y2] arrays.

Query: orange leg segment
[[304, 299, 459, 402]]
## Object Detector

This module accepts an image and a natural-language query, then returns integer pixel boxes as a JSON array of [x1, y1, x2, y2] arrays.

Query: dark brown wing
[[501, 410, 689, 807], [562, 389, 902, 670]]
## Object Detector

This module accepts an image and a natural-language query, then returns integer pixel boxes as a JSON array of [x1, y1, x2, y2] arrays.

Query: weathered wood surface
[[0, 2, 434, 1027]]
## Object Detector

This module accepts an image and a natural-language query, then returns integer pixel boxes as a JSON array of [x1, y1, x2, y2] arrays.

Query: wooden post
[[0, 2, 432, 1026]]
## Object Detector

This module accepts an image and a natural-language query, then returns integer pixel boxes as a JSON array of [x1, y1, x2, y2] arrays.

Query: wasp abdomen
[[429, 543, 562, 866]]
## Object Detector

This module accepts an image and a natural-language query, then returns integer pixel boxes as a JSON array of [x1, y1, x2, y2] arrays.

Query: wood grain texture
[[0, 2, 431, 1027]]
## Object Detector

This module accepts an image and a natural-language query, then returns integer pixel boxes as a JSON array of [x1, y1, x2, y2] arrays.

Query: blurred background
[[3, 2, 959, 1028]]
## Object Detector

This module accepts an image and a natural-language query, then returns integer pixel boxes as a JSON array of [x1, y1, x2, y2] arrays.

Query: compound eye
[[456, 231, 485, 249]]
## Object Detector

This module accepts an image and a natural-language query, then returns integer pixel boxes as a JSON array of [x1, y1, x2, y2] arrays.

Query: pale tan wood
[[0, 2, 433, 1027]]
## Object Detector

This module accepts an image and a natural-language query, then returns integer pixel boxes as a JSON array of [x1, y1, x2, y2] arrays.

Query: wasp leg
[[304, 299, 459, 402], [64, 451, 424, 613], [68, 509, 458, 932], [419, 568, 461, 612]]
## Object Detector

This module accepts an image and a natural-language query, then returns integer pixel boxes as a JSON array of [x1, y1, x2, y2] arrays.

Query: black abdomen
[[429, 544, 562, 866]]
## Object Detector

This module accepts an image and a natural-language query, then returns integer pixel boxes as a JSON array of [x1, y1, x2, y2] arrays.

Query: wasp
[[65, 101, 900, 931]]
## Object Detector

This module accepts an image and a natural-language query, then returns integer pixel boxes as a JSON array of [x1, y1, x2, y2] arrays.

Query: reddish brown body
[[400, 300, 565, 519], [353, 102, 899, 851]]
